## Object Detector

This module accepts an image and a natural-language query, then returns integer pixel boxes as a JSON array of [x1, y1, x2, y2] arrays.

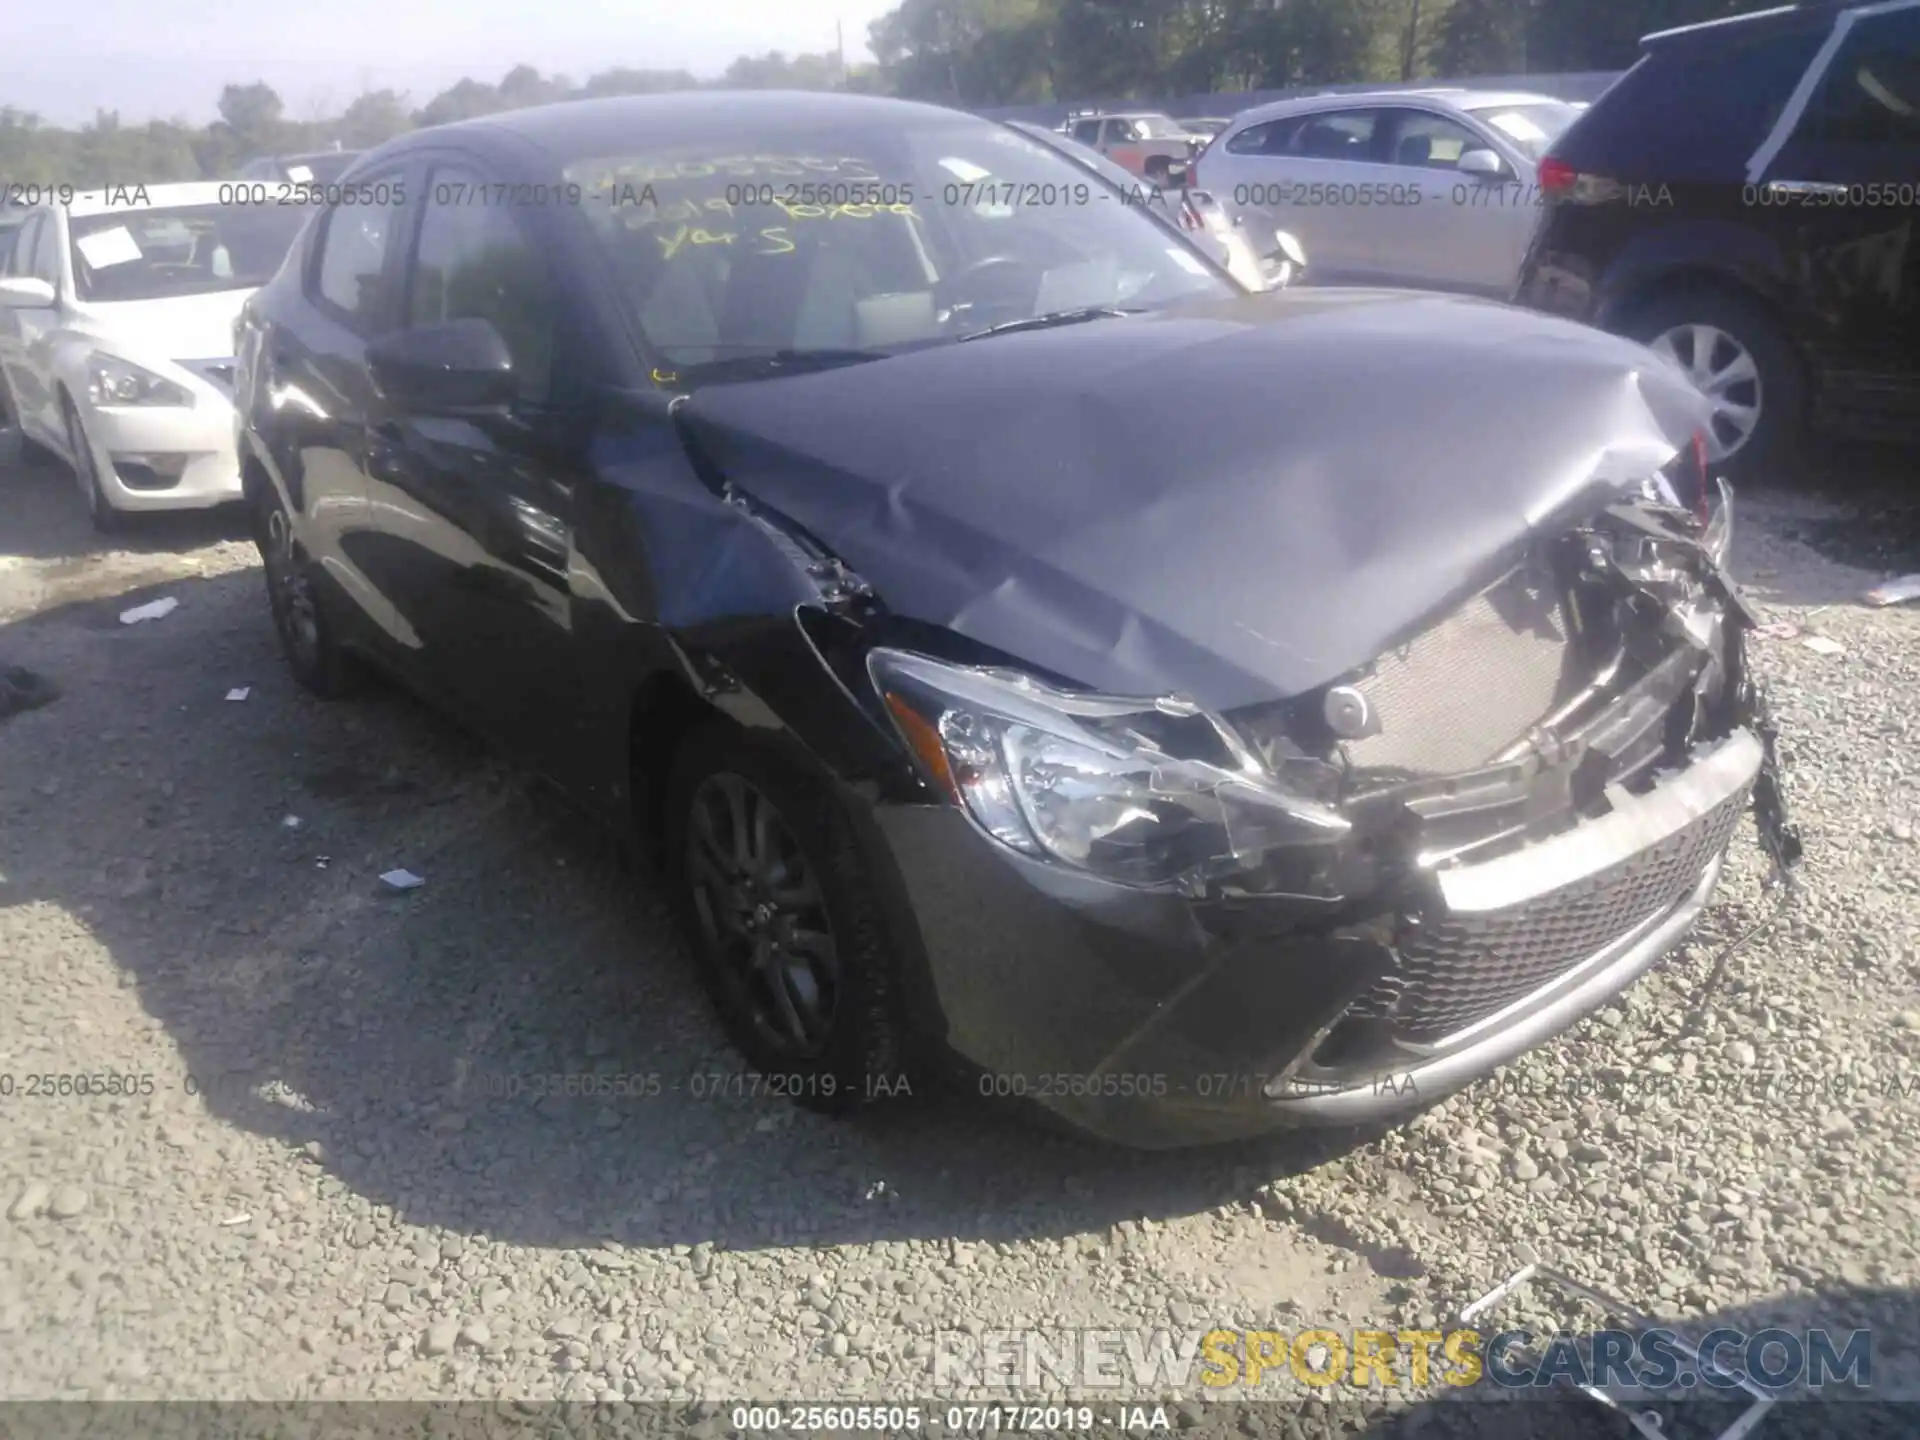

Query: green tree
[[1433, 0, 1531, 73], [336, 89, 412, 149], [213, 81, 287, 161]]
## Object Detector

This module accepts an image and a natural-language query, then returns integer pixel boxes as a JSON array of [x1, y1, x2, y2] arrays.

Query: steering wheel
[[941, 254, 1043, 328]]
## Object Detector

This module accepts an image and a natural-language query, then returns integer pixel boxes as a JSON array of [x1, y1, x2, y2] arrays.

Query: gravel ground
[[1, 430, 1916, 1436]]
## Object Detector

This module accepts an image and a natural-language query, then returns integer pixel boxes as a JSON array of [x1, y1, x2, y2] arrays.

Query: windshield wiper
[[958, 306, 1140, 343], [668, 347, 889, 387]]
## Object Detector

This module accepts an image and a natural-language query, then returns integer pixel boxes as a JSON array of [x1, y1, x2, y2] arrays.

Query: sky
[[0, 0, 900, 127]]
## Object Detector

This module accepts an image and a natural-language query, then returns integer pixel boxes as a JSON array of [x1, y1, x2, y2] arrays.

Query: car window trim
[[401, 155, 561, 406], [1747, 0, 1920, 181], [31, 210, 63, 290], [305, 160, 415, 337], [7, 213, 43, 280]]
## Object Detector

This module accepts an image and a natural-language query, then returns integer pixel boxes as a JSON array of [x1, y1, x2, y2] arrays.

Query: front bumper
[[77, 391, 243, 512], [874, 722, 1768, 1149]]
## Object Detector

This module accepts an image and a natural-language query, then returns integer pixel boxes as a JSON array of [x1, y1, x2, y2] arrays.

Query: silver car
[[1192, 88, 1583, 296]]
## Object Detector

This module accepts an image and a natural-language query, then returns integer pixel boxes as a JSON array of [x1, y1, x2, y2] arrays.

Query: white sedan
[[0, 182, 310, 531]]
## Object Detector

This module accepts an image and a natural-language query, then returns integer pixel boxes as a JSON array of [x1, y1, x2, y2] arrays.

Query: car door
[[0, 212, 47, 433], [1755, 1, 1920, 438], [1208, 114, 1304, 246], [367, 157, 587, 778], [0, 212, 67, 445], [259, 161, 415, 655], [1267, 108, 1398, 283], [1375, 107, 1534, 295]]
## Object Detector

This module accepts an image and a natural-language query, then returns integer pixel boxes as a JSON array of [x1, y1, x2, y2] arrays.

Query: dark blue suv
[[1517, 0, 1920, 479]]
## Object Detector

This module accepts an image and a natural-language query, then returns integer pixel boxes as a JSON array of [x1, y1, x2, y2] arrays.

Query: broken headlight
[[868, 648, 1350, 893]]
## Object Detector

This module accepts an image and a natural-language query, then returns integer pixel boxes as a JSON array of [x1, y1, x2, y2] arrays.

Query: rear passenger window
[[1226, 118, 1301, 156], [1294, 111, 1383, 160], [314, 192, 402, 328], [1555, 29, 1825, 181], [1803, 10, 1920, 145]]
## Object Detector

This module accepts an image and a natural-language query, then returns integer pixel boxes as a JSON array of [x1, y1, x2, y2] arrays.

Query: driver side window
[[406, 167, 556, 403], [1385, 111, 1484, 171]]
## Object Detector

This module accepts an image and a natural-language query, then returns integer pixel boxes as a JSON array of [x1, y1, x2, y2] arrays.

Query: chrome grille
[[1343, 561, 1580, 779], [1350, 786, 1750, 1046]]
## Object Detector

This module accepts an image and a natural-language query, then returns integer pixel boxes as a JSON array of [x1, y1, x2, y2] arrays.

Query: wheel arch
[[627, 668, 726, 856]]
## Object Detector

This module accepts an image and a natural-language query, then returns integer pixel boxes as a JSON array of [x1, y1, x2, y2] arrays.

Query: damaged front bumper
[[859, 501, 1799, 1149], [874, 715, 1775, 1147]]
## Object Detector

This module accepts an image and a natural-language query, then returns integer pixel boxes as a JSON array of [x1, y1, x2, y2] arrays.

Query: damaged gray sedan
[[233, 92, 1801, 1148]]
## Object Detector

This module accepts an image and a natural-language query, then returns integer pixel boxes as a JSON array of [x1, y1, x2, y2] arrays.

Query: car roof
[[1229, 87, 1568, 126], [66, 181, 234, 217], [398, 90, 985, 165], [1643, 0, 1874, 46]]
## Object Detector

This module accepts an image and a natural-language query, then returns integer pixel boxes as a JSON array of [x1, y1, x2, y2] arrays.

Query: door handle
[[1765, 179, 1851, 199]]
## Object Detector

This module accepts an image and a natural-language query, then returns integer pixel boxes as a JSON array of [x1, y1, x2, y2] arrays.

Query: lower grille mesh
[[1352, 785, 1750, 1046]]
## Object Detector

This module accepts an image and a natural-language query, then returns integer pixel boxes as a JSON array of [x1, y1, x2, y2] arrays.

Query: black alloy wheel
[[686, 770, 841, 1058], [253, 482, 359, 698], [665, 724, 904, 1115]]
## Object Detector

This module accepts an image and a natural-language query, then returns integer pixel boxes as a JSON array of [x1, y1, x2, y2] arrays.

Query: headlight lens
[[86, 353, 191, 408], [869, 648, 1349, 893]]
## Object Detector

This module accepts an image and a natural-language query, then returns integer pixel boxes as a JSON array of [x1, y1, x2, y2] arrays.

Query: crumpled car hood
[[677, 288, 1714, 710]]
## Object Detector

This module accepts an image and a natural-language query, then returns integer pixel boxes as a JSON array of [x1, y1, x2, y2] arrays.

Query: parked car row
[[1191, 0, 1919, 477], [0, 65, 1815, 1148], [0, 184, 311, 529]]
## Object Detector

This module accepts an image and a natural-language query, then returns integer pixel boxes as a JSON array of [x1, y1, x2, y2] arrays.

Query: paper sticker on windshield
[[285, 164, 314, 183], [1166, 246, 1210, 276], [74, 227, 143, 269], [939, 157, 993, 183]]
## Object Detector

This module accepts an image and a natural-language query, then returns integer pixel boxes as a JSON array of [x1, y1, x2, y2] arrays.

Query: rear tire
[[664, 723, 906, 1118], [252, 480, 361, 699], [0, 373, 51, 464], [1620, 288, 1804, 483]]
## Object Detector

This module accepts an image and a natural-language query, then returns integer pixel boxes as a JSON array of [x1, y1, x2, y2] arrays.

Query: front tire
[[664, 723, 905, 1117], [64, 399, 124, 534], [252, 481, 361, 699], [1621, 289, 1804, 482]]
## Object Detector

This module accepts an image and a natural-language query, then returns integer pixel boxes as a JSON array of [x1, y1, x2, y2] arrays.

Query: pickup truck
[[1061, 112, 1204, 185]]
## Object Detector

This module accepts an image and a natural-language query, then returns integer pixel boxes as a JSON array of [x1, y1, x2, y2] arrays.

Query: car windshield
[[68, 204, 308, 302], [1133, 116, 1194, 139], [565, 117, 1235, 379], [1469, 101, 1582, 160]]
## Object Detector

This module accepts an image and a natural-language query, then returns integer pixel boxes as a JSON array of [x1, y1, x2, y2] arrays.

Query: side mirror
[[366, 318, 515, 413], [1457, 148, 1509, 181], [0, 277, 56, 308]]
